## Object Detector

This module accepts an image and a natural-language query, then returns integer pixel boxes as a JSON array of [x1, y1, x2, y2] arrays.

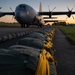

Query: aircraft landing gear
[[40, 24, 42, 28], [27, 24, 29, 27], [21, 24, 23, 28], [38, 24, 42, 28], [21, 24, 29, 28], [21, 24, 25, 28]]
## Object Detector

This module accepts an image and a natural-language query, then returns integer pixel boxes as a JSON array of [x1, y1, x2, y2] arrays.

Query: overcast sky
[[0, 0, 75, 23]]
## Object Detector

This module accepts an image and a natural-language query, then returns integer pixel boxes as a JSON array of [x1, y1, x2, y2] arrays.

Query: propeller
[[72, 15, 74, 19], [48, 5, 50, 12], [48, 5, 56, 18], [71, 5, 75, 11], [51, 7, 56, 12], [10, 7, 13, 12], [66, 5, 75, 19], [10, 7, 15, 20]]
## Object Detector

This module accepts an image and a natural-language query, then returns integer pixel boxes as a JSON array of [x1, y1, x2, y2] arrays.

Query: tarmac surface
[[54, 29, 75, 75], [0, 26, 50, 48], [0, 27, 41, 43], [0, 27, 36, 36]]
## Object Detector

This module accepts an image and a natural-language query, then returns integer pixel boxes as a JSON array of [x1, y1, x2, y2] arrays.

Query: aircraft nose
[[15, 11, 26, 19]]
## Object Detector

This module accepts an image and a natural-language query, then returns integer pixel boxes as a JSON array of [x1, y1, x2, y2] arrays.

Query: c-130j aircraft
[[0, 2, 75, 28]]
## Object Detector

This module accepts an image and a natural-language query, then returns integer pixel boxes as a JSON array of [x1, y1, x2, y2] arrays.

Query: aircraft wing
[[43, 16, 57, 19], [44, 20, 66, 22], [0, 12, 15, 17], [44, 20, 60, 22], [38, 11, 75, 15]]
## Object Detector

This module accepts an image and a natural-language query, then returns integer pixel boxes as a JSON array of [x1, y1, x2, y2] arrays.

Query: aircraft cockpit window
[[19, 5, 25, 9]]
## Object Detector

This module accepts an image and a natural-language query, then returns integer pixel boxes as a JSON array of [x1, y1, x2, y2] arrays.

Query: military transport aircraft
[[0, 2, 75, 28]]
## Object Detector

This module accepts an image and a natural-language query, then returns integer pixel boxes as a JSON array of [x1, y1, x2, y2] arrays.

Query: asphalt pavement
[[0, 27, 39, 43], [54, 28, 75, 75], [0, 27, 36, 36]]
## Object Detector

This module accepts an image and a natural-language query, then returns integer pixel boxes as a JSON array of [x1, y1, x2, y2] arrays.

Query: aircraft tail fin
[[39, 2, 42, 12]]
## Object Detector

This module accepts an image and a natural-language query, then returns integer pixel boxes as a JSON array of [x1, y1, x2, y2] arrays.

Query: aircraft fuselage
[[15, 4, 42, 27]]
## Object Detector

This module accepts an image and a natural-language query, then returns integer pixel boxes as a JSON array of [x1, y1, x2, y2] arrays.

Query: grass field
[[59, 26, 75, 45], [0, 22, 20, 27]]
